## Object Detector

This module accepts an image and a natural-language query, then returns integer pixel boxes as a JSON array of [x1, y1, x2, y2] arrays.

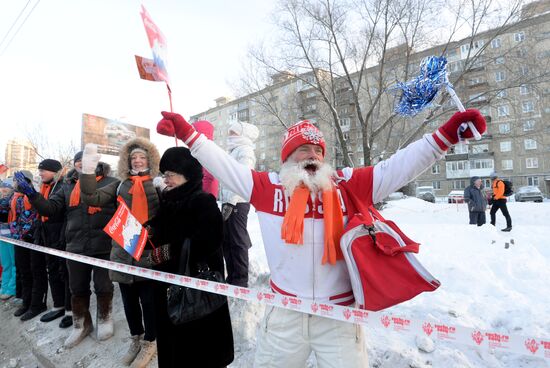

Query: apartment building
[[4, 139, 37, 176], [190, 1, 550, 197]]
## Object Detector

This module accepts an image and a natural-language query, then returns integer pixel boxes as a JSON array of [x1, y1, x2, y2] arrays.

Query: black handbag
[[167, 238, 227, 325]]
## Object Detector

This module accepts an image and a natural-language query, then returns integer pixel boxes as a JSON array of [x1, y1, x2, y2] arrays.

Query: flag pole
[[167, 83, 178, 147]]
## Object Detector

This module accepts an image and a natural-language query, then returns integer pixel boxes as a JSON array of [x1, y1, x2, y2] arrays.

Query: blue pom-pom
[[392, 56, 449, 116]]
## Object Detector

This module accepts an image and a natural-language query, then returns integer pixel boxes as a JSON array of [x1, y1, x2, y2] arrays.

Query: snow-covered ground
[[1, 198, 548, 367], [231, 198, 550, 368]]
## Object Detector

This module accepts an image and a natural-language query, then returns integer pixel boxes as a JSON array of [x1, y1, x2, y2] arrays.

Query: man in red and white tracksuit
[[157, 109, 486, 368]]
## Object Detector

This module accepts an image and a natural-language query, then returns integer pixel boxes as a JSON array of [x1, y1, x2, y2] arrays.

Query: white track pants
[[254, 306, 368, 367]]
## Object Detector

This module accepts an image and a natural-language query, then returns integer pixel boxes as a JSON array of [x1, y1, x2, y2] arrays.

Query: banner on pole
[[103, 198, 148, 261]]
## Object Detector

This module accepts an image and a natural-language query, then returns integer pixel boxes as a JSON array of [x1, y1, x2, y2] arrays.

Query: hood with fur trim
[[117, 137, 160, 180]]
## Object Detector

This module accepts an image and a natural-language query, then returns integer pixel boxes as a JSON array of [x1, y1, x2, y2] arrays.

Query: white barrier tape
[[0, 235, 548, 360]]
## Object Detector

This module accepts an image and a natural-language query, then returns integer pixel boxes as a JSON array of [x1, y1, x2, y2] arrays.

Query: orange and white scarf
[[281, 185, 344, 265]]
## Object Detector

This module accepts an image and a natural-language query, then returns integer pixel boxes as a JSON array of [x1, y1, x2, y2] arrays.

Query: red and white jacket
[[188, 133, 446, 305]]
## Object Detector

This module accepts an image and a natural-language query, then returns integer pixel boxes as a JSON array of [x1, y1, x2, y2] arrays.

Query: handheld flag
[[140, 5, 169, 84], [104, 198, 148, 261], [392, 55, 481, 140]]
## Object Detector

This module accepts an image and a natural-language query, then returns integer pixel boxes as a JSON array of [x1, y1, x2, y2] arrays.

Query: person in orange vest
[[490, 173, 512, 232]]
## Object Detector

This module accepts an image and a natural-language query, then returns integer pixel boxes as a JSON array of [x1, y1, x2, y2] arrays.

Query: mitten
[[148, 244, 171, 265], [13, 172, 37, 197], [82, 143, 101, 175], [157, 111, 198, 145], [432, 109, 486, 150]]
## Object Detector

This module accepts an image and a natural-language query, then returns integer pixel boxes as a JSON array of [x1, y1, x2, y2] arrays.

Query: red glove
[[432, 109, 486, 151], [157, 111, 199, 145]]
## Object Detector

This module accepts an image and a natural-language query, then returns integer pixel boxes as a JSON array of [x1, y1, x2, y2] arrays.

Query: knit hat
[[160, 147, 203, 183], [73, 151, 83, 163], [281, 120, 326, 162], [38, 159, 62, 173]]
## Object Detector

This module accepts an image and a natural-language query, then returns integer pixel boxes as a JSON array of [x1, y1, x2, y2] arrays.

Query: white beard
[[279, 159, 335, 195]]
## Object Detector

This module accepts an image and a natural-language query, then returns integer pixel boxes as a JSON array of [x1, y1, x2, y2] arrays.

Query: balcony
[[445, 153, 469, 161], [446, 169, 470, 179]]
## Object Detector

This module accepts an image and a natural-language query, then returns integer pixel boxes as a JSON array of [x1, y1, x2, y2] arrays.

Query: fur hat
[[118, 137, 160, 180], [281, 120, 326, 162], [38, 159, 62, 173], [160, 147, 203, 183]]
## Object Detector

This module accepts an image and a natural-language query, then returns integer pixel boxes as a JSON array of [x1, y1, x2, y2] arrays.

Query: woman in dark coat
[[147, 147, 234, 368]]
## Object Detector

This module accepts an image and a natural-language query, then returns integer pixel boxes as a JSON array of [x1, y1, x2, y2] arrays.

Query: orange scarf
[[8, 193, 32, 223], [69, 177, 103, 215], [128, 175, 151, 225], [281, 185, 345, 265], [39, 183, 53, 222]]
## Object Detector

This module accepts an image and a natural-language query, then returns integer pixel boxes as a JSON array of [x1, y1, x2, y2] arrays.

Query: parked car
[[415, 186, 435, 203], [514, 186, 544, 202], [448, 190, 465, 203]]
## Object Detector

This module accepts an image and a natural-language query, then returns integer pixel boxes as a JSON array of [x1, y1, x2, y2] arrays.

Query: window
[[523, 120, 535, 131], [454, 143, 469, 154], [260, 152, 266, 160], [472, 144, 489, 153], [499, 124, 510, 134], [497, 105, 509, 117], [470, 159, 494, 169], [520, 65, 529, 76], [432, 181, 441, 190], [519, 85, 530, 95], [500, 141, 512, 152], [514, 32, 525, 42], [491, 38, 501, 48], [522, 101, 534, 113], [340, 117, 350, 127], [524, 139, 537, 150], [495, 71, 506, 82], [469, 93, 486, 103], [432, 164, 440, 174], [446, 160, 468, 171], [527, 176, 539, 186], [453, 180, 467, 189], [495, 56, 505, 64], [343, 132, 349, 141], [469, 77, 485, 85], [496, 90, 507, 98], [483, 178, 491, 188], [526, 157, 539, 168], [358, 157, 364, 166], [501, 160, 513, 170]]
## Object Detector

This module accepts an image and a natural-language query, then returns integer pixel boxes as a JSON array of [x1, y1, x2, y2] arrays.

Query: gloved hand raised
[[82, 143, 101, 175], [13, 172, 37, 197], [432, 109, 486, 151], [157, 112, 197, 144]]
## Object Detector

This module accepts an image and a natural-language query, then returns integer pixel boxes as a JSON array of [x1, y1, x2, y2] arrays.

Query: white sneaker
[[130, 340, 157, 368], [122, 334, 143, 366]]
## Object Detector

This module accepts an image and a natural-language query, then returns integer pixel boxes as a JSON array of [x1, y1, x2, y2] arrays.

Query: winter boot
[[130, 340, 157, 368], [121, 334, 143, 366], [96, 293, 114, 341], [501, 226, 512, 232], [64, 295, 93, 348]]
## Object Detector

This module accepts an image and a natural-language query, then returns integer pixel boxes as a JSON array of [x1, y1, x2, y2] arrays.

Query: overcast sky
[[0, 0, 276, 161]]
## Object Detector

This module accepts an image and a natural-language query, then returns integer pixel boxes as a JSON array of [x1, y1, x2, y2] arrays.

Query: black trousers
[[222, 203, 252, 287], [119, 281, 156, 341], [490, 199, 512, 227], [14, 246, 47, 310], [469, 212, 486, 226], [67, 253, 113, 297]]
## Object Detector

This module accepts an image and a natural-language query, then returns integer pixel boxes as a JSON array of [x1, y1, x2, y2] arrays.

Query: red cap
[[281, 120, 326, 162]]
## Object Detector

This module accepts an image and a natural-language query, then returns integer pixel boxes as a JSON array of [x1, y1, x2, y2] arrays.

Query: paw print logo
[[471, 331, 484, 345], [380, 315, 390, 328], [257, 292, 264, 301], [310, 303, 318, 313], [282, 297, 289, 307], [343, 309, 352, 320], [422, 322, 433, 336], [524, 339, 539, 354]]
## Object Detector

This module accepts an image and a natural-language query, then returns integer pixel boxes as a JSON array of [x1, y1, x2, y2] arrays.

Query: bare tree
[[238, 0, 548, 168], [24, 122, 79, 170]]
